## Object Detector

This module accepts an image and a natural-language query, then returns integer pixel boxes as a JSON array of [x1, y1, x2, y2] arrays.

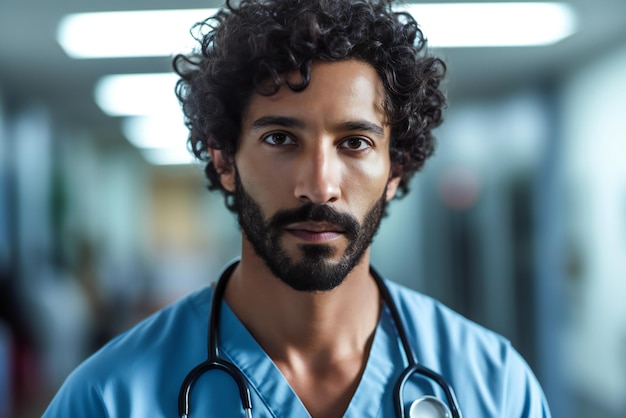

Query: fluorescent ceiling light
[[99, 75, 194, 165], [58, 3, 576, 58], [121, 115, 187, 149], [58, 9, 217, 58], [140, 147, 196, 166], [401, 2, 577, 47], [95, 73, 180, 116], [122, 116, 195, 165]]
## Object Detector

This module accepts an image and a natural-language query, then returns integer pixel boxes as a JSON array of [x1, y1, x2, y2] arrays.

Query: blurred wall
[[0, 91, 8, 269], [0, 88, 13, 418], [562, 41, 626, 414]]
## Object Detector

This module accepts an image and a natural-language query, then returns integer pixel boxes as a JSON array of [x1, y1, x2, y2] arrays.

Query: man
[[44, 0, 551, 417]]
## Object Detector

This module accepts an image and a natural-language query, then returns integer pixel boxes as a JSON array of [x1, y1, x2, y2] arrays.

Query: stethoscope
[[178, 260, 463, 418]]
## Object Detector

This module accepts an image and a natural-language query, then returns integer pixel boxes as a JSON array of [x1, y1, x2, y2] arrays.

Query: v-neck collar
[[219, 300, 404, 418]]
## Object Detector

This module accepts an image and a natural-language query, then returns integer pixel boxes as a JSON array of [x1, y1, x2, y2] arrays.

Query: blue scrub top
[[43, 276, 551, 417]]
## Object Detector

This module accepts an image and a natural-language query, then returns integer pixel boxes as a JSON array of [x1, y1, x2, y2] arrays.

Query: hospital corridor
[[1, 1, 626, 417]]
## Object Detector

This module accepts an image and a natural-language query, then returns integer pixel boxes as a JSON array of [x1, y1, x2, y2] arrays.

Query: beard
[[233, 173, 387, 292]]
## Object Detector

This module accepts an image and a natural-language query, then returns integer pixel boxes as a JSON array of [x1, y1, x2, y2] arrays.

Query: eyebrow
[[251, 116, 305, 130], [251, 116, 385, 137], [336, 120, 385, 137]]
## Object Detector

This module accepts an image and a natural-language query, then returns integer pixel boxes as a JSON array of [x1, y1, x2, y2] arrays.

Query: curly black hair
[[174, 0, 446, 210]]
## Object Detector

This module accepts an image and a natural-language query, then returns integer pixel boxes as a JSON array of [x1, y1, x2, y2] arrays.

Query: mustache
[[268, 204, 360, 239]]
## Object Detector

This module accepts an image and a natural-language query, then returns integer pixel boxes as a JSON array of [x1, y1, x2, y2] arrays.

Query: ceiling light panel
[[94, 73, 180, 117], [58, 3, 576, 58], [401, 2, 577, 47], [57, 9, 217, 58], [121, 115, 188, 149]]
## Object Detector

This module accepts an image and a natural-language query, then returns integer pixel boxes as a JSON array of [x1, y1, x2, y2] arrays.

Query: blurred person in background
[[0, 268, 41, 418], [43, 0, 550, 417]]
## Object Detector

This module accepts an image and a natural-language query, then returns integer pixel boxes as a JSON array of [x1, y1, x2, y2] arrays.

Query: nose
[[294, 144, 341, 204]]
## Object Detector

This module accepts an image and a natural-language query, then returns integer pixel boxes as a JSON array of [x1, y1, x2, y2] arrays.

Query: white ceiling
[[1, 0, 625, 144]]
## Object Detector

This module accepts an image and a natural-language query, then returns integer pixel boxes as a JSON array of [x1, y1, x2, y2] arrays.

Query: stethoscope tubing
[[371, 267, 463, 418], [178, 261, 462, 418], [178, 262, 252, 417]]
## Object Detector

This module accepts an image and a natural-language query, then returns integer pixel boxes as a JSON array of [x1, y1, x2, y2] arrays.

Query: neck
[[224, 241, 381, 365]]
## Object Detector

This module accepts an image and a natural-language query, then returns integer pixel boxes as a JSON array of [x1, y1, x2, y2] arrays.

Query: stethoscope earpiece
[[408, 395, 452, 418]]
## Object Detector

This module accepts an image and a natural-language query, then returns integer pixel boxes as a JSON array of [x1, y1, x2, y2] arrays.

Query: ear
[[208, 148, 236, 193], [385, 167, 402, 202]]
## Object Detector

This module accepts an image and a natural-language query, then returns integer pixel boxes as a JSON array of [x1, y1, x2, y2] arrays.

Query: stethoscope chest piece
[[408, 395, 452, 418]]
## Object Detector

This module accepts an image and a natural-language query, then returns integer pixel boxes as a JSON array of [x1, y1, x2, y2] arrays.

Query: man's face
[[216, 60, 400, 291]]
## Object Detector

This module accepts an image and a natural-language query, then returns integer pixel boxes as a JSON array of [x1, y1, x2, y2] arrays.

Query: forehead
[[243, 60, 387, 129]]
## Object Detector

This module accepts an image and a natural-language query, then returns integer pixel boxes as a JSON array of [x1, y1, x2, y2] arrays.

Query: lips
[[285, 222, 344, 242], [286, 221, 343, 232], [267, 203, 360, 242]]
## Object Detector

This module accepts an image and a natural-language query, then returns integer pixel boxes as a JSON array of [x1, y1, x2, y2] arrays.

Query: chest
[[277, 358, 367, 418]]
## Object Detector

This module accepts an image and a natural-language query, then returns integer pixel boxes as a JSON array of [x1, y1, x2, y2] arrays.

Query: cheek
[[344, 158, 390, 209], [236, 154, 293, 208]]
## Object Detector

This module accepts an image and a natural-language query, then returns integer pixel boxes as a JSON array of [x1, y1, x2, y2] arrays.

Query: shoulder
[[384, 280, 507, 356], [43, 286, 216, 417], [384, 280, 551, 417]]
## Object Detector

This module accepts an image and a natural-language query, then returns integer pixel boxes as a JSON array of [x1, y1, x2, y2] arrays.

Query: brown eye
[[262, 132, 295, 145], [339, 137, 370, 151]]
